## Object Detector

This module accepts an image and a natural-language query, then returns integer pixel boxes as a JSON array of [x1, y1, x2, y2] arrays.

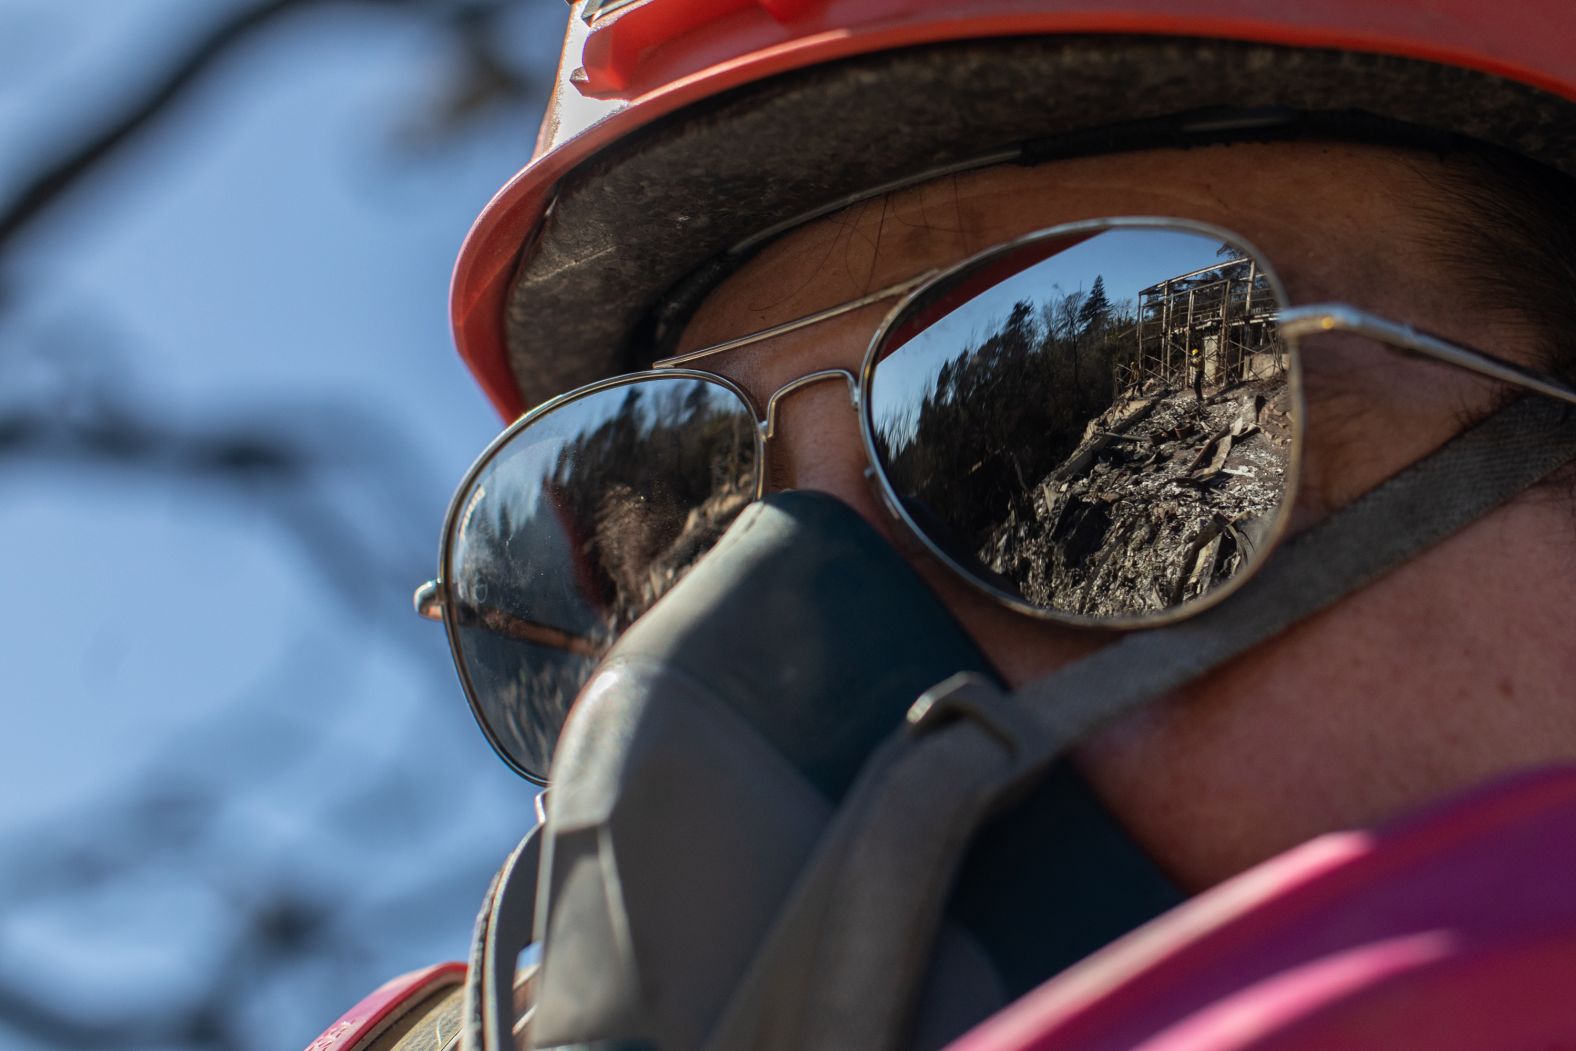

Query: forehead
[[675, 141, 1445, 352]]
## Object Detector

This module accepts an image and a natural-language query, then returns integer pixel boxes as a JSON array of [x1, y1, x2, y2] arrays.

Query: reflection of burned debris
[[982, 375, 1292, 615], [976, 246, 1293, 616], [596, 484, 752, 625]]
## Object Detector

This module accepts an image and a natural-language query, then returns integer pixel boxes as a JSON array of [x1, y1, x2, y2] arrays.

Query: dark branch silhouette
[[2, 0, 319, 251], [0, 0, 534, 254]]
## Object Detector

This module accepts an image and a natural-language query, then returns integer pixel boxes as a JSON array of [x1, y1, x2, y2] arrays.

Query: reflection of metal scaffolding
[[1113, 255, 1285, 393]]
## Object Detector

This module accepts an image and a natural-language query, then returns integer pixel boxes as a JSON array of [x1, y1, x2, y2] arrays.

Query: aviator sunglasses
[[416, 217, 1576, 783]]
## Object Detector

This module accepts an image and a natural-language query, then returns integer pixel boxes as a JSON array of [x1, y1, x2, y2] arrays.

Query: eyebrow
[[651, 270, 937, 369]]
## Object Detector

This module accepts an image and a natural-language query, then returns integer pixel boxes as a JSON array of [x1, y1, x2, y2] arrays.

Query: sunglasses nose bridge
[[762, 368, 859, 442]]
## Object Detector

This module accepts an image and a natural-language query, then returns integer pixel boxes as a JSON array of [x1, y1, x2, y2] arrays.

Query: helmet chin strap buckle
[[907, 673, 1039, 765]]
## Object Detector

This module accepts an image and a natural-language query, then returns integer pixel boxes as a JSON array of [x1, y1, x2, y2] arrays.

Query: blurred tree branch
[[1, 0, 319, 252], [0, 879, 349, 1050], [0, 356, 472, 1051], [0, 0, 537, 256]]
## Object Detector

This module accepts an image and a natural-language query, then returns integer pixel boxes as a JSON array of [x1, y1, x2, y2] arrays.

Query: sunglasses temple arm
[[1280, 304, 1576, 408], [414, 580, 444, 620], [413, 582, 603, 658]]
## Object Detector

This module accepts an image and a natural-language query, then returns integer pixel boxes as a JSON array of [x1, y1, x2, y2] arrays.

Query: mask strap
[[462, 808, 544, 1051], [705, 396, 1576, 1051]]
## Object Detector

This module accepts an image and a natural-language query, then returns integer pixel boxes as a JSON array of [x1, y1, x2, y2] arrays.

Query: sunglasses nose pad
[[762, 368, 859, 439], [757, 367, 868, 493]]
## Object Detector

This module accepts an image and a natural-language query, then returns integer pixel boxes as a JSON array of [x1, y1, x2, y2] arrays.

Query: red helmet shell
[[453, 0, 1576, 418]]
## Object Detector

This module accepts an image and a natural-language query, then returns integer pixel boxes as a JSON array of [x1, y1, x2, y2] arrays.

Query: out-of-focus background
[[0, 2, 559, 1047]]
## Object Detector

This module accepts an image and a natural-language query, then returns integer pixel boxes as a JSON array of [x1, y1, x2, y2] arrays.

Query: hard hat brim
[[458, 34, 1576, 418]]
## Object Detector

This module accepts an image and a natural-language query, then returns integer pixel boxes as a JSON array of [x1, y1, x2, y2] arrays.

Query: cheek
[[1073, 496, 1576, 891], [1071, 616, 1386, 891]]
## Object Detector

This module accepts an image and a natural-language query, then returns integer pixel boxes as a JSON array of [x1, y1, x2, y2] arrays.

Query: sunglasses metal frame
[[420, 216, 1576, 782], [429, 367, 768, 780], [849, 216, 1303, 628]]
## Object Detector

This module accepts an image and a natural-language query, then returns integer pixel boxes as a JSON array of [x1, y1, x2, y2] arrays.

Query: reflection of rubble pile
[[596, 483, 752, 628], [982, 377, 1291, 616]]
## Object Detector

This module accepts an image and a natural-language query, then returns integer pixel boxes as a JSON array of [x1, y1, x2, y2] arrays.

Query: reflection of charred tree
[[1078, 276, 1112, 333], [879, 298, 1132, 557], [1043, 290, 1085, 387]]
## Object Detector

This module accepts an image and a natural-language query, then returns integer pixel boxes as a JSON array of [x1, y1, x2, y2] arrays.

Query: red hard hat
[[452, 0, 1576, 419]]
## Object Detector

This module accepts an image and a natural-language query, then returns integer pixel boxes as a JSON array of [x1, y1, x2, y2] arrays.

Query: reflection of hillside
[[869, 239, 1295, 617], [876, 299, 1132, 555], [982, 376, 1292, 614]]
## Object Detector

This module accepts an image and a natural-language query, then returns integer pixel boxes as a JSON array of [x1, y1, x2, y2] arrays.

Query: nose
[[759, 367, 898, 536]]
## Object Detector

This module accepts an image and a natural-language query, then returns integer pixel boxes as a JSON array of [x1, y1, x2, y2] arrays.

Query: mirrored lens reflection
[[448, 377, 758, 778], [869, 225, 1294, 619]]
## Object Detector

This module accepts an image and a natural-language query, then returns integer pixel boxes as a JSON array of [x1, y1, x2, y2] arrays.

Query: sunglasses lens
[[445, 376, 759, 780], [866, 223, 1297, 622]]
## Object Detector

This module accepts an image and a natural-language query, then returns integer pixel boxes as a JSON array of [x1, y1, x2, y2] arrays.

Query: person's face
[[668, 141, 1576, 890]]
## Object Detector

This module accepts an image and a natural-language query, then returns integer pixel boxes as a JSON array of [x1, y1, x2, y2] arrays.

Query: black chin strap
[[703, 396, 1576, 1051]]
